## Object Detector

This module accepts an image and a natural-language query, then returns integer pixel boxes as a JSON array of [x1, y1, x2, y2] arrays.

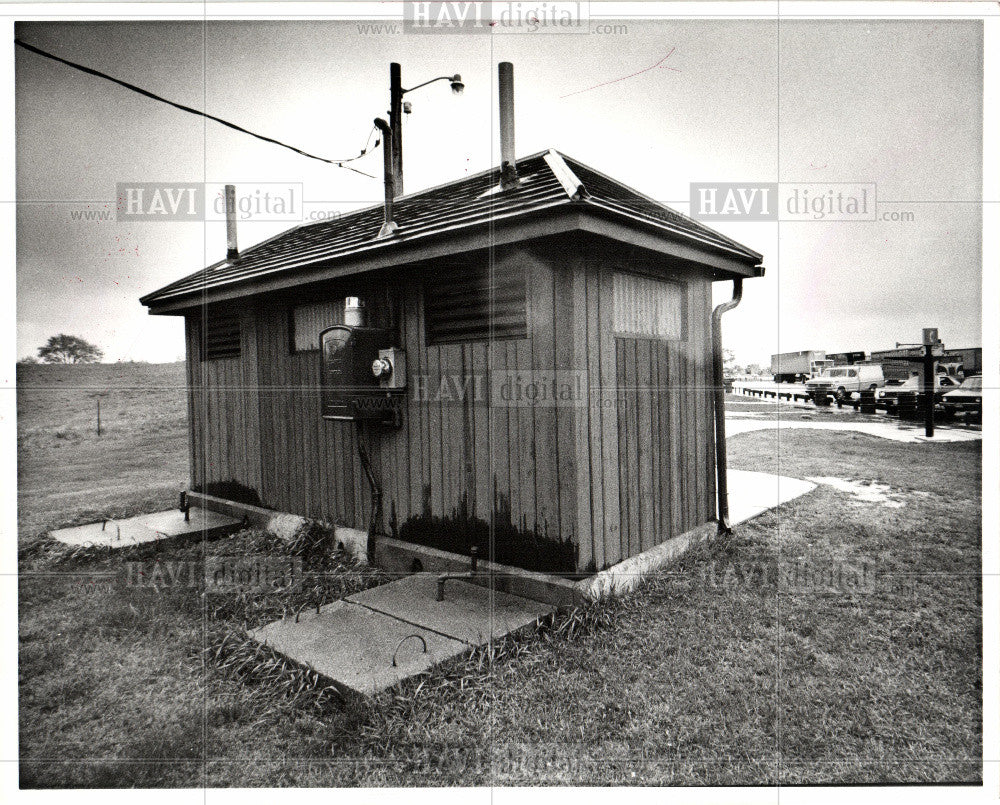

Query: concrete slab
[[728, 470, 817, 526], [345, 573, 555, 645], [249, 572, 555, 695], [249, 599, 469, 697], [51, 506, 241, 548]]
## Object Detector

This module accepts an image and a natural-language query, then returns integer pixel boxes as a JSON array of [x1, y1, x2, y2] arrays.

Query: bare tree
[[723, 348, 738, 375], [37, 334, 104, 364]]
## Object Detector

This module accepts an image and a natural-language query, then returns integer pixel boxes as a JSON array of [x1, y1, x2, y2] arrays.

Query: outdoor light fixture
[[389, 63, 465, 195]]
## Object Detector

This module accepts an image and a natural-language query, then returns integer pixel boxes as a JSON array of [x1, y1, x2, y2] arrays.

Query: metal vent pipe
[[498, 62, 519, 189], [224, 184, 239, 261]]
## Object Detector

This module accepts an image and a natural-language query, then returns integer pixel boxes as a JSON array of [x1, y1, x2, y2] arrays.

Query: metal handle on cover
[[391, 633, 428, 667]]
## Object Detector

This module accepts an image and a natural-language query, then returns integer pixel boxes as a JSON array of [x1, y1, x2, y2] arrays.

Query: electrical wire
[[15, 38, 378, 175]]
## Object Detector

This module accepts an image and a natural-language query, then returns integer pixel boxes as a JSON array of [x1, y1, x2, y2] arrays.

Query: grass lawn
[[18, 372, 982, 786], [17, 362, 189, 549]]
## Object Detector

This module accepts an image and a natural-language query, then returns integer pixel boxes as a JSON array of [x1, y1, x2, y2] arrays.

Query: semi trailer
[[770, 350, 833, 383]]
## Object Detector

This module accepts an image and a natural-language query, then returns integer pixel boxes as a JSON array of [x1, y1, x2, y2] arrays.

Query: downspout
[[712, 278, 743, 534]]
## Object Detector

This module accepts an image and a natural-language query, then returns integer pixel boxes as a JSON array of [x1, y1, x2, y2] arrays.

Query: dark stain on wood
[[398, 485, 577, 575]]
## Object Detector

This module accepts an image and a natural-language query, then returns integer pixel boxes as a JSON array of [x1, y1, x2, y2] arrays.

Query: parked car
[[806, 364, 885, 404], [941, 375, 982, 420], [876, 373, 960, 414]]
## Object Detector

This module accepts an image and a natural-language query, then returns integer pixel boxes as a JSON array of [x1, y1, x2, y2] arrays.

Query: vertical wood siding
[[568, 259, 716, 569], [611, 279, 716, 557], [183, 244, 718, 570], [186, 310, 260, 498]]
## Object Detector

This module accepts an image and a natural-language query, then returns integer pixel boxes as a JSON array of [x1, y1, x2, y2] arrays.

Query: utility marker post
[[899, 329, 940, 438], [922, 344, 935, 438]]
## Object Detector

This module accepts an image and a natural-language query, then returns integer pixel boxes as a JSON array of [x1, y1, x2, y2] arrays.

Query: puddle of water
[[805, 476, 906, 508]]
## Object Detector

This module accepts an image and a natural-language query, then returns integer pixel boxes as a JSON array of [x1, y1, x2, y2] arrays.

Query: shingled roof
[[141, 149, 762, 309]]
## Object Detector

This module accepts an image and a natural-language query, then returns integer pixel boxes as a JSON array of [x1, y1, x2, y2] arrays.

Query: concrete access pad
[[250, 600, 469, 696], [249, 574, 554, 696], [345, 573, 556, 645], [728, 470, 817, 526], [51, 507, 242, 548]]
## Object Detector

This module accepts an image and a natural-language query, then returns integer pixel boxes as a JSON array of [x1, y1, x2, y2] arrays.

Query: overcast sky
[[15, 18, 983, 365]]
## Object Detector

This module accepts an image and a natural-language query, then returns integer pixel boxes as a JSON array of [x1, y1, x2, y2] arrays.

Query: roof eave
[[144, 197, 763, 315], [143, 205, 588, 314], [576, 206, 763, 278]]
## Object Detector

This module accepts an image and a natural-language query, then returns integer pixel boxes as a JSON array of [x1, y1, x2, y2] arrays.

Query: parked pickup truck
[[806, 365, 885, 405], [876, 374, 960, 414]]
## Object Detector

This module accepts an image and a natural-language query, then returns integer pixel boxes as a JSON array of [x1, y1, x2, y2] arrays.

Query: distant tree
[[37, 334, 104, 364], [723, 348, 738, 374], [17, 356, 39, 364]]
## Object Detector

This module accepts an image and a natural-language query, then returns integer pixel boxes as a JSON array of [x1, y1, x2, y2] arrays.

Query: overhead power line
[[14, 38, 377, 175]]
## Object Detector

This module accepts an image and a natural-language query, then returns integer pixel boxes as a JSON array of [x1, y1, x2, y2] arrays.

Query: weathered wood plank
[[184, 316, 200, 488], [615, 339, 630, 558], [636, 338, 656, 551], [567, 262, 592, 570], [552, 262, 577, 552], [702, 281, 717, 523], [668, 345, 682, 539], [584, 265, 605, 570], [471, 341, 490, 523], [597, 266, 622, 567], [690, 284, 706, 529], [514, 338, 536, 533], [402, 285, 421, 523], [426, 343, 444, 519], [648, 340, 663, 545], [529, 257, 558, 539], [439, 343, 464, 517], [489, 337, 512, 528], [622, 337, 640, 557], [699, 280, 715, 522]]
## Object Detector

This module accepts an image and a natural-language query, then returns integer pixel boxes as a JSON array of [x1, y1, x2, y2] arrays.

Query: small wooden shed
[[142, 149, 763, 575]]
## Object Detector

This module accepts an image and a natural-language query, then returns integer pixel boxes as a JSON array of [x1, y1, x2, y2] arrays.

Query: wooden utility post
[[389, 62, 404, 197]]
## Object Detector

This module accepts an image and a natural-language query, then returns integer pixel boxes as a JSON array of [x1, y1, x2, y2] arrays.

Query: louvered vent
[[425, 264, 527, 345], [201, 311, 241, 360]]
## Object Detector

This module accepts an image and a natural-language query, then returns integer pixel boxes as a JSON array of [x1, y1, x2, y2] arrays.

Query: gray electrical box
[[319, 325, 402, 425], [374, 347, 407, 391]]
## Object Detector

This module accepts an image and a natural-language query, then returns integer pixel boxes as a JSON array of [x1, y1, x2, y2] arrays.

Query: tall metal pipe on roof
[[224, 184, 239, 261], [712, 278, 743, 533], [498, 62, 519, 189], [374, 118, 399, 238]]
